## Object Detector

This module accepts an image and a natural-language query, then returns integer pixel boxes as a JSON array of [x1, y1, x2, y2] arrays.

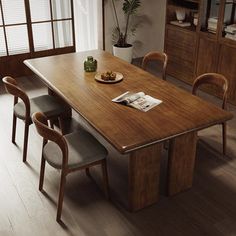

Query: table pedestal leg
[[129, 143, 162, 211], [48, 88, 72, 118], [167, 131, 197, 196]]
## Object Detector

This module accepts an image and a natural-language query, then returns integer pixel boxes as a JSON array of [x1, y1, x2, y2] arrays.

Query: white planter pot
[[112, 44, 133, 63]]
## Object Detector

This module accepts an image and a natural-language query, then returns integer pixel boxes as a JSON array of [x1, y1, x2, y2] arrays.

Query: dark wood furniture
[[141, 51, 168, 80], [165, 0, 236, 105], [192, 73, 229, 155], [32, 112, 109, 222], [2, 76, 69, 162], [24, 50, 233, 211]]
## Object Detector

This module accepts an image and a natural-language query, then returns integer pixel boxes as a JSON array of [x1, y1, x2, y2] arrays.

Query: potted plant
[[111, 0, 141, 63]]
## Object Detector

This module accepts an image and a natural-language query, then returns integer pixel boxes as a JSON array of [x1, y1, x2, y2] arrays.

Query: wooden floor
[[1, 70, 236, 236]]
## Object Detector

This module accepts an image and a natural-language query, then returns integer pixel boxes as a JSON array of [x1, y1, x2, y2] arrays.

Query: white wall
[[104, 0, 166, 58]]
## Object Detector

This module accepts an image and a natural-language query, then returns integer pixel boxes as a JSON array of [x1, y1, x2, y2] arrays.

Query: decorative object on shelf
[[170, 21, 191, 27], [110, 0, 141, 63], [165, 0, 236, 106], [170, 8, 191, 27], [225, 24, 236, 40], [176, 8, 186, 23], [84, 56, 97, 72], [207, 17, 218, 33], [193, 12, 198, 26], [225, 24, 236, 34]]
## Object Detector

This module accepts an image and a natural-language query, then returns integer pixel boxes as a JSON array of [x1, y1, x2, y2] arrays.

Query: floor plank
[[0, 74, 236, 235]]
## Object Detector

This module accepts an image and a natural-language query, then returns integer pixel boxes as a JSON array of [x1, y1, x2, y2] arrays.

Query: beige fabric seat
[[2, 76, 69, 162], [14, 95, 68, 120], [32, 112, 109, 222], [43, 130, 108, 169]]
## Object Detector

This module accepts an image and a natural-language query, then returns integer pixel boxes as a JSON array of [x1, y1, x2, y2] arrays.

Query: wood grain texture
[[24, 51, 233, 211], [218, 44, 236, 103], [165, 0, 236, 105], [1, 74, 236, 235], [196, 37, 219, 76], [129, 143, 162, 211], [24, 50, 233, 154], [165, 24, 197, 84], [168, 132, 197, 196]]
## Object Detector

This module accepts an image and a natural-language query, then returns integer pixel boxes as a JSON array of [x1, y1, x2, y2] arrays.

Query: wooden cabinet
[[165, 0, 199, 84], [165, 25, 197, 83], [195, 37, 218, 76], [218, 44, 236, 102], [165, 0, 236, 105]]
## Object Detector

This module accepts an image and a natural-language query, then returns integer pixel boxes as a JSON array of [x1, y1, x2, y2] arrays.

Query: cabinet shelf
[[166, 0, 199, 32], [168, 0, 199, 9], [167, 23, 197, 32], [165, 0, 236, 105]]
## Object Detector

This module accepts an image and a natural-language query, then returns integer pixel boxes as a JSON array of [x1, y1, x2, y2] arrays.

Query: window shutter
[[29, 0, 51, 22], [1, 0, 29, 55], [0, 0, 74, 56], [2, 0, 26, 25], [0, 27, 7, 56]]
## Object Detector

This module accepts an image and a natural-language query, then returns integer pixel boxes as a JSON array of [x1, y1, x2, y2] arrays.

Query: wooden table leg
[[167, 131, 197, 196], [48, 88, 72, 118], [129, 143, 162, 211]]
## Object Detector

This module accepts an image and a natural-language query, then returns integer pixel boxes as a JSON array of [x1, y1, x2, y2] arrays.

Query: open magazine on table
[[112, 91, 162, 112]]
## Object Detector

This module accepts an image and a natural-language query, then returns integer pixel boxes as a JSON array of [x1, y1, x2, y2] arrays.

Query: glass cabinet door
[[200, 0, 220, 34], [222, 0, 236, 41]]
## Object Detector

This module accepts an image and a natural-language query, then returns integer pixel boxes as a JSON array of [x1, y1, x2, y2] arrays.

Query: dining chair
[[2, 76, 69, 162], [141, 51, 168, 80], [192, 73, 228, 155], [32, 112, 109, 222]]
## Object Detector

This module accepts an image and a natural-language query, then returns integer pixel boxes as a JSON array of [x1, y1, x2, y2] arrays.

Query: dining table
[[24, 50, 233, 211]]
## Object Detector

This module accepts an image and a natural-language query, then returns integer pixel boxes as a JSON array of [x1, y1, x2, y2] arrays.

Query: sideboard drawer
[[165, 25, 196, 49]]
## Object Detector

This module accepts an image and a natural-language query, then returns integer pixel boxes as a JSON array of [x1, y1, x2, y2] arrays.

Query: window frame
[[0, 0, 75, 77], [0, 0, 75, 57]]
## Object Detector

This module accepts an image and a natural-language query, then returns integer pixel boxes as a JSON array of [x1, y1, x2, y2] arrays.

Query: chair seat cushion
[[43, 129, 108, 170], [14, 95, 68, 120]]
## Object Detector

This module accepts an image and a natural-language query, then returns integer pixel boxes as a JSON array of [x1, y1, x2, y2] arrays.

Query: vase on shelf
[[176, 9, 186, 23]]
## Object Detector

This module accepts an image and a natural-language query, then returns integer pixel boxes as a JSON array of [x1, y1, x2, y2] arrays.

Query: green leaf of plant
[[122, 0, 141, 15]]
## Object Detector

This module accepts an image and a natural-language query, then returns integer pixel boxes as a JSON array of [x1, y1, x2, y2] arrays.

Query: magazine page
[[112, 91, 145, 104], [129, 95, 162, 112], [112, 91, 162, 112]]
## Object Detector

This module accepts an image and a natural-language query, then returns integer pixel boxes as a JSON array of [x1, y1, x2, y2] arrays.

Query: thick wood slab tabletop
[[24, 50, 233, 153]]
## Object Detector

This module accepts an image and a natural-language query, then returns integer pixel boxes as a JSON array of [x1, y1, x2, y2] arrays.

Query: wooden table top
[[24, 50, 233, 153]]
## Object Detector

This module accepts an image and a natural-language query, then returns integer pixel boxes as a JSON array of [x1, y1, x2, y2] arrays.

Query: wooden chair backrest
[[32, 112, 68, 167], [192, 73, 228, 109], [141, 51, 168, 80], [2, 76, 30, 116]]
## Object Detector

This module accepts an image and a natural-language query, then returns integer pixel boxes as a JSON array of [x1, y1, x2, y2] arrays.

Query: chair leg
[[39, 156, 46, 191], [58, 116, 66, 135], [22, 121, 30, 162], [222, 122, 227, 156], [49, 119, 54, 129], [56, 171, 67, 222], [101, 160, 109, 200], [12, 114, 17, 144]]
